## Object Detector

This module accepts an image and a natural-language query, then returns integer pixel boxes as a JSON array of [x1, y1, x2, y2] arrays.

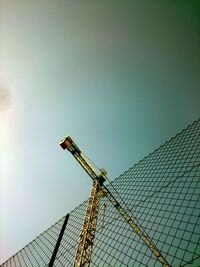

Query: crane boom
[[60, 136, 170, 267]]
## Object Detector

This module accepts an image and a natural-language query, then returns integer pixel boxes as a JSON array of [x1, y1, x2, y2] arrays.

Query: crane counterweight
[[60, 136, 73, 150]]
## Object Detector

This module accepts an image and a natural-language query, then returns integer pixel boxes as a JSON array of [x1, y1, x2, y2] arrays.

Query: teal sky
[[0, 0, 199, 264]]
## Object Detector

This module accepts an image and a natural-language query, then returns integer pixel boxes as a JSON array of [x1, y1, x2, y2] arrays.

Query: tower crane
[[60, 136, 170, 267]]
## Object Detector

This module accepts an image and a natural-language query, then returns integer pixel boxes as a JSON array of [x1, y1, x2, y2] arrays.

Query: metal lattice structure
[[1, 119, 200, 267]]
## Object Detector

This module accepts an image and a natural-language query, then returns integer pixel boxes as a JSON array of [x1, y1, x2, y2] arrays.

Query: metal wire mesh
[[1, 119, 200, 267]]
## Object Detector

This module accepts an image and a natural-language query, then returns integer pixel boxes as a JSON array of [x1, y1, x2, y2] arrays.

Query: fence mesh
[[1, 119, 200, 267]]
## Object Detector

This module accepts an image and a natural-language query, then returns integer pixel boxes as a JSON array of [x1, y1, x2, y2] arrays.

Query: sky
[[0, 0, 200, 264]]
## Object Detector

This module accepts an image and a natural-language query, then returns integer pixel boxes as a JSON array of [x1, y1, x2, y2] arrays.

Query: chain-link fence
[[1, 119, 200, 267]]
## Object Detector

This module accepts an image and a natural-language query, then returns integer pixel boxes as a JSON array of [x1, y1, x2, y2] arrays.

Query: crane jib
[[60, 136, 171, 267]]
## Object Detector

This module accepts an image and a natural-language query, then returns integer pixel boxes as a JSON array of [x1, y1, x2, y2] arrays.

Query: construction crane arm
[[60, 136, 99, 181], [101, 185, 170, 266], [60, 136, 170, 267]]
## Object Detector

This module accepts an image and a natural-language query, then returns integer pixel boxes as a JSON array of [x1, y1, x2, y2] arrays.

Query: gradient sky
[[0, 0, 200, 264]]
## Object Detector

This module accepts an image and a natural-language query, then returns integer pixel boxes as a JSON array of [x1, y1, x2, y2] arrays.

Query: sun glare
[[0, 110, 14, 191]]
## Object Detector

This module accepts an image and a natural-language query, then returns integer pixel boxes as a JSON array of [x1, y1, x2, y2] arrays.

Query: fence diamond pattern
[[1, 119, 200, 267]]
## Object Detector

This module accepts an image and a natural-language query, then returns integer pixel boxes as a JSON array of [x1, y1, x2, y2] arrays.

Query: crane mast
[[74, 178, 104, 266], [60, 136, 106, 267], [60, 136, 170, 267]]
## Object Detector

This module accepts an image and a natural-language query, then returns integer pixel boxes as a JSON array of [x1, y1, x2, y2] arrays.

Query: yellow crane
[[60, 136, 170, 267]]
